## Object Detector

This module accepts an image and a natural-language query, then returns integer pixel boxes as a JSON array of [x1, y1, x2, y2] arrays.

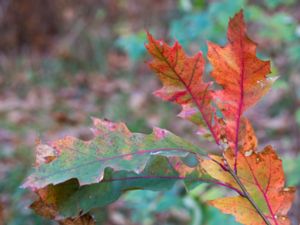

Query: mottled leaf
[[24, 118, 206, 219], [23, 118, 203, 190]]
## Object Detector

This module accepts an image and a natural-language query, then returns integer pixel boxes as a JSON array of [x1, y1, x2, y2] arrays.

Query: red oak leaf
[[204, 146, 295, 225], [146, 32, 221, 143], [207, 11, 274, 169]]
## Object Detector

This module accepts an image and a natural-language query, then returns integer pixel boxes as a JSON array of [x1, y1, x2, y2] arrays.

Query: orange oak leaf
[[146, 32, 221, 143], [204, 146, 295, 225], [207, 10, 274, 169]]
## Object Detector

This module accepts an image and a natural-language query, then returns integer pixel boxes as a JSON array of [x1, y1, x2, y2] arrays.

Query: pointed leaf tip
[[207, 10, 271, 148]]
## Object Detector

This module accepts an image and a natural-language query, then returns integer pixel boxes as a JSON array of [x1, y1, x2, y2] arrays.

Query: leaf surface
[[207, 11, 273, 152], [24, 118, 207, 218], [23, 118, 202, 190], [206, 146, 295, 225], [30, 156, 186, 218], [146, 32, 221, 142]]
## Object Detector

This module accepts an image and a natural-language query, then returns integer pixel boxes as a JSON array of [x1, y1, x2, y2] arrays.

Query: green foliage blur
[[1, 0, 299, 224]]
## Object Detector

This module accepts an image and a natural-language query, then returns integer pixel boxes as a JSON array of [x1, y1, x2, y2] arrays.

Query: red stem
[[234, 38, 245, 174]]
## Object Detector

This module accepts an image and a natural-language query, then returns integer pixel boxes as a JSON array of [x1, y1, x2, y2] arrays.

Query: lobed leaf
[[201, 12, 295, 224], [205, 146, 295, 225], [146, 32, 221, 142], [146, 11, 275, 161], [23, 118, 206, 219], [207, 11, 273, 152], [23, 118, 203, 190]]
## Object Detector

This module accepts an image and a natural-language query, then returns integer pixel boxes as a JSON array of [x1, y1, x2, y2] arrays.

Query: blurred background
[[0, 0, 299, 224]]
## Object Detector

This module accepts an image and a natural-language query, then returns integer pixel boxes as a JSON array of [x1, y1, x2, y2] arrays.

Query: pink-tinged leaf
[[23, 118, 209, 219], [207, 10, 273, 169], [206, 146, 295, 225], [23, 118, 203, 190], [146, 32, 221, 143]]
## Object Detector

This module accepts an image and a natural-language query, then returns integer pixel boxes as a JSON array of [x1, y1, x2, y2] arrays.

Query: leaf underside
[[24, 118, 205, 219]]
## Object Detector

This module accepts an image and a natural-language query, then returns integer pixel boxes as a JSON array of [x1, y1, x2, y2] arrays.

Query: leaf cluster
[[23, 10, 295, 225]]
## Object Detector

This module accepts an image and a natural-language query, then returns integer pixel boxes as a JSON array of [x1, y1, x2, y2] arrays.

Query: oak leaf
[[204, 146, 295, 225], [23, 118, 202, 190], [30, 156, 184, 218], [146, 32, 221, 142], [207, 11, 273, 150], [23, 118, 205, 218]]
